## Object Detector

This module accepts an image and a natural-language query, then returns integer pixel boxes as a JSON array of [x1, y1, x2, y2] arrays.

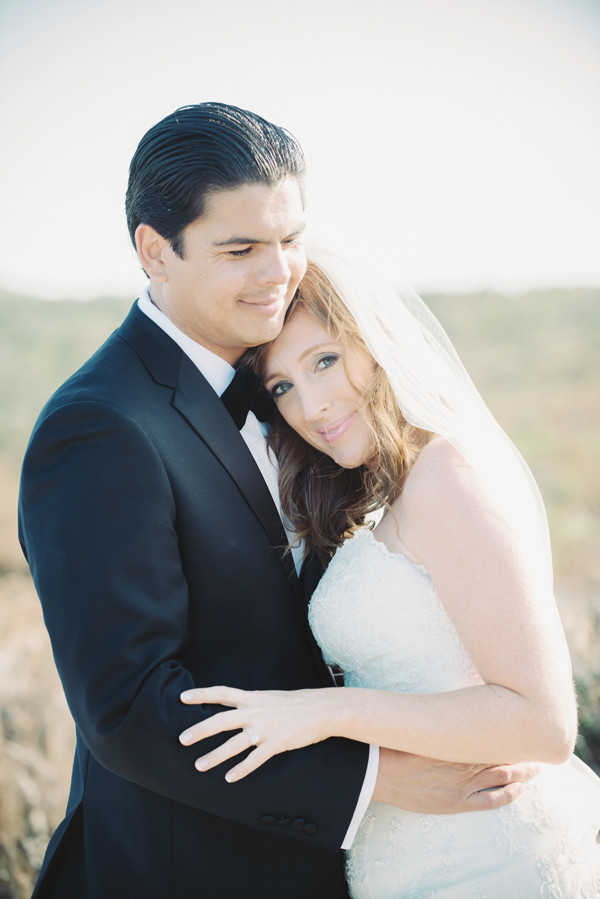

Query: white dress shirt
[[137, 288, 378, 849]]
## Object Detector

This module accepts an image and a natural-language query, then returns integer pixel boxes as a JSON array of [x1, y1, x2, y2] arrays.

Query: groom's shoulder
[[38, 301, 180, 422]]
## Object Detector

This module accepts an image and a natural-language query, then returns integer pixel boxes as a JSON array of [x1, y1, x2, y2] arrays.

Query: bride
[[178, 251, 600, 897]]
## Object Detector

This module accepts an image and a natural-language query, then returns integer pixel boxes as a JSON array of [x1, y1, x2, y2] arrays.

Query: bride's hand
[[179, 686, 341, 782]]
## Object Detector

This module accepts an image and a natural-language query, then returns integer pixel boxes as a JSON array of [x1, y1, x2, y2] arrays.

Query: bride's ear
[[135, 224, 169, 283]]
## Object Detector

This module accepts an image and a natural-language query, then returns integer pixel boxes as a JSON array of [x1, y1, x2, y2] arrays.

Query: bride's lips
[[317, 412, 358, 443]]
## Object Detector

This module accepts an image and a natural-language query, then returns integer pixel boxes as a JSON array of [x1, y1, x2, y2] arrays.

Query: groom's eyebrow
[[213, 224, 305, 247]]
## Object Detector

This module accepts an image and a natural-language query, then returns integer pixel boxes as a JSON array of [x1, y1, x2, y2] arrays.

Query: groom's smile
[[136, 176, 307, 364]]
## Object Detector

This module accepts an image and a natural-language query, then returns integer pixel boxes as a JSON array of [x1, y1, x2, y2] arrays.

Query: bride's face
[[262, 306, 374, 468]]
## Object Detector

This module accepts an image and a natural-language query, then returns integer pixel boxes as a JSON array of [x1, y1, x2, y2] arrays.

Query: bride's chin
[[330, 450, 369, 469], [313, 436, 370, 469]]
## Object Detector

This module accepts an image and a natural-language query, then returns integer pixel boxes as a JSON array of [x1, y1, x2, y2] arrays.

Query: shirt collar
[[137, 288, 235, 396]]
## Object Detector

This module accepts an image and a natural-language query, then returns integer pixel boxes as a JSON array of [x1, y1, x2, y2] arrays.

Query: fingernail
[[195, 759, 207, 771], [225, 772, 237, 783], [180, 691, 194, 702], [180, 731, 192, 744]]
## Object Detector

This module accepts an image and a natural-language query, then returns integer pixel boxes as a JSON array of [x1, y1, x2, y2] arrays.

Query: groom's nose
[[255, 245, 291, 286]]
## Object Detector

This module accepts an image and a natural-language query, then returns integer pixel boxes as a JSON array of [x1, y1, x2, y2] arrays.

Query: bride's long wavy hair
[[242, 261, 429, 565]]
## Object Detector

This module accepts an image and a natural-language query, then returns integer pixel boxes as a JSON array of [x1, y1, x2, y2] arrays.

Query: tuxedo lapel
[[173, 353, 295, 570], [118, 304, 305, 619]]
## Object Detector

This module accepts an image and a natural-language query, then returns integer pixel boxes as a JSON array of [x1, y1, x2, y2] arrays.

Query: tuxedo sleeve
[[19, 399, 370, 851]]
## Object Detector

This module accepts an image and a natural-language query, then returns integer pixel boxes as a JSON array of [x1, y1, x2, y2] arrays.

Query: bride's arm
[[179, 440, 577, 782], [358, 437, 577, 764]]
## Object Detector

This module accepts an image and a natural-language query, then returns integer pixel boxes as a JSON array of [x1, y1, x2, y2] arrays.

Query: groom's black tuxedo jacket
[[19, 303, 369, 899]]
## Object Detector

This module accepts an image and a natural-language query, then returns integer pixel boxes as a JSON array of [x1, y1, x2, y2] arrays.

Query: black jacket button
[[302, 823, 318, 835], [277, 817, 291, 826], [291, 819, 305, 831], [260, 815, 276, 825]]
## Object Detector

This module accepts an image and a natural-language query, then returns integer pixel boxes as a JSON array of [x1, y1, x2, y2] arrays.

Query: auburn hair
[[242, 260, 429, 565]]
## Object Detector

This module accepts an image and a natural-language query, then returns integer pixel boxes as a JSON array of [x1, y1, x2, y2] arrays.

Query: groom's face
[[149, 177, 306, 364]]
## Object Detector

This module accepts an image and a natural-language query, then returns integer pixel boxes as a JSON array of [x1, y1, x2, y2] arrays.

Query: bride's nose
[[299, 385, 331, 422]]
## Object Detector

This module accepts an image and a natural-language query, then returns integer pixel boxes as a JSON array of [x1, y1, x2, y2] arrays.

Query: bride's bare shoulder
[[393, 437, 509, 568], [405, 436, 470, 488], [399, 436, 486, 519]]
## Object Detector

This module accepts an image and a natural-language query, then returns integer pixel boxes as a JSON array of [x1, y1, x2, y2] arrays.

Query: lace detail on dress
[[492, 802, 529, 856], [373, 818, 406, 877], [468, 885, 492, 899], [537, 857, 563, 899], [360, 808, 376, 837], [310, 529, 600, 898], [345, 849, 370, 890], [309, 529, 482, 696]]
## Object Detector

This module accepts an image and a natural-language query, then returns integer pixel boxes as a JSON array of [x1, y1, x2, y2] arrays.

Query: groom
[[19, 103, 535, 899]]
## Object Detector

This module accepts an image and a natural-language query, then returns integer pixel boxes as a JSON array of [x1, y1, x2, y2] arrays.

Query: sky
[[0, 0, 599, 299]]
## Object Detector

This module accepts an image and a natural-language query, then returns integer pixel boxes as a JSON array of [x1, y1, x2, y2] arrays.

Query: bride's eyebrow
[[297, 342, 334, 362], [262, 368, 287, 386]]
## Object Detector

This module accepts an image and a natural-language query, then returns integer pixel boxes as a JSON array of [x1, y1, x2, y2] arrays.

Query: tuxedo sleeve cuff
[[340, 744, 379, 849]]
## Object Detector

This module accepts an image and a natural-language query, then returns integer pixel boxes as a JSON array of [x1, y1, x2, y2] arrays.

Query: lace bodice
[[309, 528, 600, 899], [309, 528, 482, 695]]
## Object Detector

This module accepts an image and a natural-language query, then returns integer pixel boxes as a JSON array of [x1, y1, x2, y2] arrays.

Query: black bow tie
[[220, 367, 274, 430]]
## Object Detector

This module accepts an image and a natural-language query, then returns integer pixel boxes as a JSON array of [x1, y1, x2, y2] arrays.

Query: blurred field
[[0, 285, 598, 897], [0, 289, 132, 898]]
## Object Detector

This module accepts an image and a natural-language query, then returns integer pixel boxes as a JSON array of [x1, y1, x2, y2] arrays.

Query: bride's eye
[[270, 380, 293, 399], [316, 353, 340, 371]]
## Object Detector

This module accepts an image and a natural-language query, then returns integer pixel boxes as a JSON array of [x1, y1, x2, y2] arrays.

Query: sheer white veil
[[306, 246, 554, 595]]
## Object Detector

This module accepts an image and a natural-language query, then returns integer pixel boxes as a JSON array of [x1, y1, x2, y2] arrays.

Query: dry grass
[[0, 573, 75, 899]]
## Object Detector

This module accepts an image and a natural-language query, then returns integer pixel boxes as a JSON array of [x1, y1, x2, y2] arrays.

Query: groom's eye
[[228, 247, 252, 258]]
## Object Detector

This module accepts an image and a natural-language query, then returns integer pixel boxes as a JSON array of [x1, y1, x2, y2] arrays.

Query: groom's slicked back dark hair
[[126, 102, 306, 258]]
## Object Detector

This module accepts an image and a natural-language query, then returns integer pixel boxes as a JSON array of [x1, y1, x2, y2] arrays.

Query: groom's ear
[[135, 224, 169, 283]]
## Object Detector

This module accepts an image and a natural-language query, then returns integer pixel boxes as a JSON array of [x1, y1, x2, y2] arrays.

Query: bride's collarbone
[[372, 504, 422, 565], [372, 437, 458, 565]]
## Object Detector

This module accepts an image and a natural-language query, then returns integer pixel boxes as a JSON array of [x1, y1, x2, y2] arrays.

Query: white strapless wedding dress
[[309, 528, 600, 898]]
